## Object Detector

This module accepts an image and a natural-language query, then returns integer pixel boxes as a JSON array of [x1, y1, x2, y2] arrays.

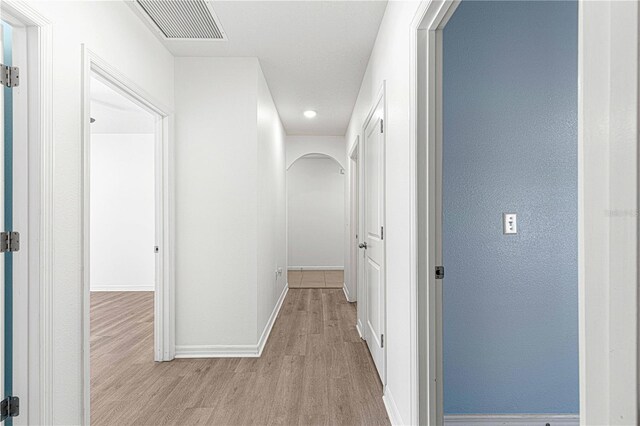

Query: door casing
[[410, 0, 639, 425], [0, 4, 53, 424], [347, 137, 359, 303], [80, 46, 176, 425]]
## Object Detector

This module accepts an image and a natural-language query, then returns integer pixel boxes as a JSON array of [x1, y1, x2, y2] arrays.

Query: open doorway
[[82, 49, 176, 423], [88, 73, 158, 423], [415, 1, 580, 424], [440, 2, 579, 423], [287, 153, 345, 289]]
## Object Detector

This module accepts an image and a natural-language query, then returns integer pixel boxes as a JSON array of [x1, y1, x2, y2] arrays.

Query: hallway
[[91, 289, 389, 425]]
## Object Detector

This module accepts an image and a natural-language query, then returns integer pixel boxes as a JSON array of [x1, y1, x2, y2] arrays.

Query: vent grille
[[136, 0, 226, 40]]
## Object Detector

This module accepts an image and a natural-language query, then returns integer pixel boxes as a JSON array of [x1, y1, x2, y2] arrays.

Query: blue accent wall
[[442, 1, 578, 414]]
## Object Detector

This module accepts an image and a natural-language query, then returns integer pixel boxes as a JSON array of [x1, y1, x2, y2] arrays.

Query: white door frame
[[346, 137, 359, 303], [409, 1, 639, 425], [358, 83, 386, 384], [2, 14, 29, 426], [0, 2, 53, 425], [409, 2, 459, 423], [80, 46, 176, 422]]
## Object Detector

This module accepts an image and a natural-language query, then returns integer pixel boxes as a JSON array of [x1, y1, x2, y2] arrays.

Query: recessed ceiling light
[[304, 110, 317, 118]]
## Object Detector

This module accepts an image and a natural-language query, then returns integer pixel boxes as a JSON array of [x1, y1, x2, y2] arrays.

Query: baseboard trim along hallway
[[342, 282, 353, 302], [90, 285, 155, 292], [257, 285, 289, 355], [175, 285, 288, 358], [443, 414, 579, 425], [288, 266, 345, 271], [382, 388, 404, 425]]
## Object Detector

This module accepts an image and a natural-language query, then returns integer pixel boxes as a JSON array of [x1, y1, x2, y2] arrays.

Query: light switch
[[503, 213, 517, 234]]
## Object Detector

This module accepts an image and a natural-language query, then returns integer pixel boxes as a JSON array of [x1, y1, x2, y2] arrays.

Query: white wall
[[256, 64, 287, 340], [24, 1, 175, 423], [175, 57, 259, 348], [287, 157, 345, 269], [286, 135, 346, 169], [344, 2, 424, 424], [581, 1, 638, 424], [285, 135, 347, 278], [175, 57, 287, 352], [90, 133, 155, 292]]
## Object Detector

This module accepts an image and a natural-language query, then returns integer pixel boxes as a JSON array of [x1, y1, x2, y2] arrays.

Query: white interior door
[[362, 92, 385, 381]]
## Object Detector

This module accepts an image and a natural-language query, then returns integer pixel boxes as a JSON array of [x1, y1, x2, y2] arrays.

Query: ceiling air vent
[[135, 0, 227, 41]]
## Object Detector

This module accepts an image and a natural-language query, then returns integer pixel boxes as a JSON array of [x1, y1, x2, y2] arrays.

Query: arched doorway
[[287, 153, 345, 288]]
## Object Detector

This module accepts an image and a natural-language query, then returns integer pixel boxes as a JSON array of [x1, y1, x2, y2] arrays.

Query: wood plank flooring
[[91, 289, 389, 425]]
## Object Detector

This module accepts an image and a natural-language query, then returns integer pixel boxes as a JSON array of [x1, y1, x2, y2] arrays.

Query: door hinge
[[0, 396, 19, 421], [435, 266, 444, 280], [0, 64, 19, 88], [380, 226, 384, 240], [0, 232, 20, 253], [380, 119, 384, 133], [381, 334, 384, 348]]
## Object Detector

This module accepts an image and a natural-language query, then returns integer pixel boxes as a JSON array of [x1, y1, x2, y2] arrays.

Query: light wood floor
[[91, 289, 389, 425], [288, 270, 344, 289]]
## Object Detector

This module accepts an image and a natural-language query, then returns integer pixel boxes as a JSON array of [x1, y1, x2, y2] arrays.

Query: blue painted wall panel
[[442, 0, 578, 414]]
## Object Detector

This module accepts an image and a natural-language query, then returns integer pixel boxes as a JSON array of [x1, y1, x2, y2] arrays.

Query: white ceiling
[[129, 1, 388, 136]]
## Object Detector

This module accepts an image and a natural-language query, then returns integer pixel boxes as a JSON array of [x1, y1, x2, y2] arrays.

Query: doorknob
[[358, 242, 368, 249]]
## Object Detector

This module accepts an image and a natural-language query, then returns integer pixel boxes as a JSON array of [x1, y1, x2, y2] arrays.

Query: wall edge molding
[[175, 344, 260, 358], [257, 285, 288, 356], [383, 386, 405, 426], [342, 282, 354, 302], [90, 285, 155, 292], [356, 320, 364, 339], [287, 266, 344, 271], [443, 414, 580, 425]]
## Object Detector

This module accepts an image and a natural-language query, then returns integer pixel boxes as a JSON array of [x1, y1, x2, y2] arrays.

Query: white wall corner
[[175, 281, 288, 359], [257, 285, 288, 355], [383, 387, 405, 425]]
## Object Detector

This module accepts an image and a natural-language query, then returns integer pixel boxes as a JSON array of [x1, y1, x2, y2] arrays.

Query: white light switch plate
[[503, 213, 517, 234]]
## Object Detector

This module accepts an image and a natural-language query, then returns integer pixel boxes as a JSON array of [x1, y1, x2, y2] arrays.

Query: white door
[[362, 92, 385, 380]]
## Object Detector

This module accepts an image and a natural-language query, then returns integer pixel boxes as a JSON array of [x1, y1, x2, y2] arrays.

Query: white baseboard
[[174, 344, 260, 358], [287, 266, 344, 271], [176, 285, 289, 359], [342, 282, 355, 302], [356, 320, 364, 339], [444, 414, 579, 425], [257, 285, 288, 356], [383, 387, 404, 425], [90, 285, 154, 292]]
